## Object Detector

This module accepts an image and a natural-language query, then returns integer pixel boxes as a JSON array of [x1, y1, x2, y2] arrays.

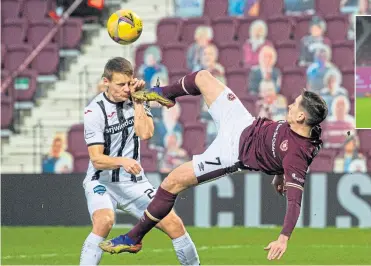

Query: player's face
[[287, 95, 305, 125], [105, 72, 133, 102]]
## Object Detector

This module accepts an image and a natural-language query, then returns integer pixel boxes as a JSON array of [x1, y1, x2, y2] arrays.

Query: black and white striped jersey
[[83, 92, 152, 183]]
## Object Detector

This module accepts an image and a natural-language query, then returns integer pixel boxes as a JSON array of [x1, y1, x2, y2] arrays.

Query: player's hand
[[271, 174, 286, 196], [130, 78, 146, 94], [121, 158, 142, 175], [264, 235, 288, 260]]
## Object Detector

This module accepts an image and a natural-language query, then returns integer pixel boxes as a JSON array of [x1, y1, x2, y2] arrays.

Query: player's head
[[102, 57, 134, 102], [287, 91, 328, 127]]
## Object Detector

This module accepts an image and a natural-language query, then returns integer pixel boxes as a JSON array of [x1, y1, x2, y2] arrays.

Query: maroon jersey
[[238, 117, 322, 237]]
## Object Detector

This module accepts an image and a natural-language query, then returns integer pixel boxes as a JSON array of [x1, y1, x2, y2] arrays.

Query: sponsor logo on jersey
[[227, 93, 236, 101], [104, 116, 134, 134], [271, 121, 285, 158], [84, 109, 92, 115], [84, 130, 95, 139], [107, 111, 116, 118], [93, 185, 106, 195], [292, 173, 305, 183], [280, 139, 288, 151]]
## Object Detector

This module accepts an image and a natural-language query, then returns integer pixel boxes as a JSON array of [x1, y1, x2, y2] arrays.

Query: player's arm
[[84, 107, 141, 174], [130, 78, 154, 140]]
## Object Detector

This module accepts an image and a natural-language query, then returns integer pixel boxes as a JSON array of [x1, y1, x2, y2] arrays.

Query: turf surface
[[356, 97, 371, 128]]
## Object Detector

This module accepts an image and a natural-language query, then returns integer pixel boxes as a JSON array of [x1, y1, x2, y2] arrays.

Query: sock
[[80, 232, 105, 265], [162, 71, 201, 101], [127, 186, 178, 243], [173, 232, 200, 266]]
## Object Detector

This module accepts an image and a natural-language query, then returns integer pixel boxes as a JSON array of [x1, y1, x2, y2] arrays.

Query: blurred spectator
[[195, 44, 226, 83], [323, 95, 355, 148], [256, 80, 287, 121], [151, 104, 183, 148], [320, 68, 348, 114], [347, 14, 355, 40], [228, 0, 259, 16], [159, 132, 189, 173], [187, 26, 213, 71], [149, 73, 169, 119], [299, 16, 331, 66], [284, 0, 315, 15], [42, 134, 73, 174], [137, 45, 168, 89], [200, 99, 217, 146], [243, 20, 273, 67], [174, 0, 204, 17], [306, 44, 338, 93], [334, 135, 367, 173], [248, 45, 281, 94]]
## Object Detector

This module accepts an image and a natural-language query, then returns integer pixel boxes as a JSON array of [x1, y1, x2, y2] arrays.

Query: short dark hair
[[300, 91, 328, 126], [102, 57, 133, 81]]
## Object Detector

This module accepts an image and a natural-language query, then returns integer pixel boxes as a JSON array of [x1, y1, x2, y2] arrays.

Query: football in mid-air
[[107, 9, 143, 45]]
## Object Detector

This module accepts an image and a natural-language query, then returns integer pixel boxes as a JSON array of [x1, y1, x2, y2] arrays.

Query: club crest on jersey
[[280, 140, 288, 151], [93, 185, 106, 195], [227, 93, 236, 101]]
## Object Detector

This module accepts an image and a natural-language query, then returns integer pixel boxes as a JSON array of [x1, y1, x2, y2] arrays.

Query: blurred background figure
[[42, 134, 73, 174], [159, 132, 189, 173], [299, 16, 331, 66], [174, 0, 204, 17], [187, 26, 213, 71], [248, 45, 281, 94], [320, 68, 348, 113], [334, 135, 367, 173], [284, 0, 315, 15], [137, 45, 168, 89], [243, 20, 272, 67], [198, 43, 226, 83]]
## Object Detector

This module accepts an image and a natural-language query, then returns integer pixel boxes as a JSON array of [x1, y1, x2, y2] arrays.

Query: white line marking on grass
[[2, 244, 370, 260]]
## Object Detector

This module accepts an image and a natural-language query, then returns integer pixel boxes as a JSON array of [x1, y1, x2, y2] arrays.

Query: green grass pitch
[[356, 97, 371, 128], [1, 227, 371, 265]]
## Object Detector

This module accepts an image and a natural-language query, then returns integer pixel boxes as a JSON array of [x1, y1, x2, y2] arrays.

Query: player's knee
[[162, 173, 183, 193], [159, 212, 186, 238], [92, 213, 114, 232], [196, 70, 213, 85]]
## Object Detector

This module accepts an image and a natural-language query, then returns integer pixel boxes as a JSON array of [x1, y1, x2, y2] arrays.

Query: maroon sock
[[127, 186, 178, 243], [162, 71, 201, 101]]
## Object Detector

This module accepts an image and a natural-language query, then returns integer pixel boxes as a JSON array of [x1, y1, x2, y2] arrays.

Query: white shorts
[[192, 88, 255, 183], [83, 179, 156, 219]]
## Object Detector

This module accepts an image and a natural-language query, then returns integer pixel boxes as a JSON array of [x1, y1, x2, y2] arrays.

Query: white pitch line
[[2, 244, 370, 260]]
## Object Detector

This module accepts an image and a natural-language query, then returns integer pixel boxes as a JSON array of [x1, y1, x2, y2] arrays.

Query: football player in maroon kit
[[100, 70, 328, 261]]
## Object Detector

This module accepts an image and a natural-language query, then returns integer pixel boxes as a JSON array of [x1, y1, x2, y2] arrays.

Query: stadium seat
[[310, 149, 335, 172], [27, 20, 55, 47], [315, 0, 341, 16], [73, 152, 89, 173], [134, 43, 154, 67], [168, 69, 188, 84], [162, 43, 188, 70], [281, 68, 306, 101], [2, 18, 28, 46], [267, 16, 293, 43], [1, 93, 14, 130], [218, 43, 243, 69], [239, 94, 259, 117], [67, 124, 86, 156], [211, 17, 237, 46], [4, 44, 32, 71], [23, 0, 48, 21], [12, 69, 38, 102], [1, 0, 23, 21], [275, 41, 298, 70], [179, 17, 210, 45], [325, 15, 349, 43], [177, 96, 201, 124], [31, 43, 59, 75], [293, 15, 314, 42], [140, 149, 158, 172], [332, 41, 354, 69], [258, 0, 284, 18], [358, 130, 371, 154], [203, 0, 229, 18], [235, 17, 257, 44], [341, 67, 355, 98], [156, 18, 182, 45], [182, 122, 207, 156], [57, 18, 83, 49], [226, 68, 250, 98]]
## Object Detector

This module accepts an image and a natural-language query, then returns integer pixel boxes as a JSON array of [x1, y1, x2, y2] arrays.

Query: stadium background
[[1, 0, 371, 264]]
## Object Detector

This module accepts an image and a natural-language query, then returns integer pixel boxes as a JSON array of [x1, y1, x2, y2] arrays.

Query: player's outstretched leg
[[131, 70, 225, 109], [80, 209, 116, 265], [100, 161, 198, 254]]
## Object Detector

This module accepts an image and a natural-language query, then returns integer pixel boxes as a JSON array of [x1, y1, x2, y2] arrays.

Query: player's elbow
[[137, 130, 154, 140], [91, 156, 103, 169]]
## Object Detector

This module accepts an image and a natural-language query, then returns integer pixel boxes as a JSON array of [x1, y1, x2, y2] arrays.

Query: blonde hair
[[258, 45, 277, 66], [323, 68, 342, 85], [331, 95, 350, 115], [249, 20, 268, 38], [194, 25, 214, 41]]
